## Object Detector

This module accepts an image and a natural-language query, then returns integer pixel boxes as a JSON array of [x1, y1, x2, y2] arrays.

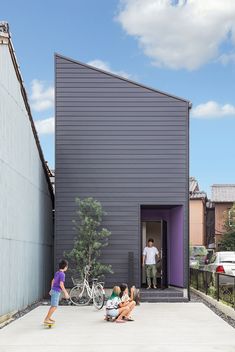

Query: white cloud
[[192, 101, 235, 118], [35, 117, 55, 134], [30, 79, 54, 111], [117, 0, 235, 70], [87, 59, 131, 78], [218, 52, 235, 65]]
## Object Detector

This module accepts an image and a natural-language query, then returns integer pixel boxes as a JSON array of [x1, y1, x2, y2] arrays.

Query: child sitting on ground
[[119, 283, 136, 321], [105, 286, 130, 323], [120, 283, 135, 302]]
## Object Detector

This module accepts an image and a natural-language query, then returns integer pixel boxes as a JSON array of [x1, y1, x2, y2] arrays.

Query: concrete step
[[140, 290, 183, 296], [140, 297, 188, 303], [140, 291, 184, 298], [139, 288, 187, 302]]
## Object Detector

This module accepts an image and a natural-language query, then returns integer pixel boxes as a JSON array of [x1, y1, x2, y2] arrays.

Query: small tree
[[219, 203, 235, 251], [66, 197, 113, 280]]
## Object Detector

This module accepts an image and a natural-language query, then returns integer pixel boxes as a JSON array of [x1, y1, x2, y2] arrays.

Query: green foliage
[[223, 203, 235, 232], [208, 285, 217, 299], [219, 203, 235, 251], [66, 197, 113, 280], [219, 232, 235, 251]]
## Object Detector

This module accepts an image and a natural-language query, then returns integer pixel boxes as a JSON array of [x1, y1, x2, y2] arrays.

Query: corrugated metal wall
[[55, 54, 189, 287], [0, 43, 53, 316]]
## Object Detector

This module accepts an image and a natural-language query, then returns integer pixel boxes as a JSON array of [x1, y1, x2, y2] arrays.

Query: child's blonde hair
[[110, 286, 121, 298]]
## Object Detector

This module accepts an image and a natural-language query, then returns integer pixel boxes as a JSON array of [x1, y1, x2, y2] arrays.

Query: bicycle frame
[[77, 269, 104, 300], [80, 278, 93, 299], [70, 266, 105, 309]]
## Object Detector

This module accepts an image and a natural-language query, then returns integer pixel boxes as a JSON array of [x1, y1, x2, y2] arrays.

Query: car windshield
[[191, 247, 207, 256], [220, 252, 235, 263]]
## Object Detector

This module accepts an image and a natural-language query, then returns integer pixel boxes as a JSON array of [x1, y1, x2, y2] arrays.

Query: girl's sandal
[[124, 317, 134, 321]]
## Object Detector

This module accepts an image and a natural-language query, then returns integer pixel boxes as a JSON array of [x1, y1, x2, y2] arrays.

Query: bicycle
[[70, 266, 105, 309]]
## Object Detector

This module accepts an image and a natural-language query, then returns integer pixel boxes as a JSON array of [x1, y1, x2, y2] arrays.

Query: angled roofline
[[55, 53, 191, 106], [211, 184, 235, 203], [1, 22, 54, 203], [190, 191, 207, 200], [212, 184, 235, 187]]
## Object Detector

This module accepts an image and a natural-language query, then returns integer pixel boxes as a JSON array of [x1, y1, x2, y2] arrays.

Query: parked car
[[190, 256, 199, 269], [190, 245, 208, 268], [205, 251, 235, 285]]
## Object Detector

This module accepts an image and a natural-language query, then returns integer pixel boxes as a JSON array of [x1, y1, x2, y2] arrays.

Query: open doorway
[[141, 204, 184, 289], [141, 220, 168, 289]]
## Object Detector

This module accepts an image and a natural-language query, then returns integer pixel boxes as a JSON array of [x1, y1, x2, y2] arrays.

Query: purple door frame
[[141, 206, 184, 288]]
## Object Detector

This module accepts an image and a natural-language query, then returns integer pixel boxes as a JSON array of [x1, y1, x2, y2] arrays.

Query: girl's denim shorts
[[50, 289, 61, 307], [106, 308, 119, 318]]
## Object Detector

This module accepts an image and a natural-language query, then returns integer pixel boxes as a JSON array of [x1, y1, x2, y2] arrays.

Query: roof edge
[[55, 53, 191, 105], [212, 200, 235, 203], [212, 184, 235, 187]]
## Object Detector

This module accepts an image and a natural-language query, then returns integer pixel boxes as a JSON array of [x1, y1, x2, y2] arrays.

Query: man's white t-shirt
[[143, 246, 159, 265]]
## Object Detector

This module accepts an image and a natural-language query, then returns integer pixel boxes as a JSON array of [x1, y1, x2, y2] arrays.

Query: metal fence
[[190, 268, 235, 309]]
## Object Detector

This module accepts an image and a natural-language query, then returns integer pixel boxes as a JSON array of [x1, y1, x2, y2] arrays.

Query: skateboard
[[43, 322, 55, 329]]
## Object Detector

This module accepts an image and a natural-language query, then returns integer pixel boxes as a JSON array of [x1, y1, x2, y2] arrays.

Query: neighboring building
[[211, 184, 235, 248], [189, 177, 207, 246], [0, 22, 54, 318], [55, 54, 190, 295], [49, 168, 55, 191]]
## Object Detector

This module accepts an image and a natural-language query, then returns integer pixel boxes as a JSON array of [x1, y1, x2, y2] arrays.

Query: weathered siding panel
[[0, 42, 53, 316], [55, 54, 189, 287]]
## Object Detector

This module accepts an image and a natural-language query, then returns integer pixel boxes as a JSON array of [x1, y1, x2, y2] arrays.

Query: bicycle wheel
[[93, 283, 105, 310], [70, 284, 91, 306]]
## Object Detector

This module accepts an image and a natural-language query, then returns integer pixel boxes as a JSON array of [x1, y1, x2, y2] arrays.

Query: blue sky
[[2, 0, 235, 196]]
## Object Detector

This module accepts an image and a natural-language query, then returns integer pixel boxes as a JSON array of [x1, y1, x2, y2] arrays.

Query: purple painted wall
[[141, 206, 184, 287], [169, 206, 184, 287]]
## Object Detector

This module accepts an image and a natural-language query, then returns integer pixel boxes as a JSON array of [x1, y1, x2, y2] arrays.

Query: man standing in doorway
[[142, 239, 159, 289]]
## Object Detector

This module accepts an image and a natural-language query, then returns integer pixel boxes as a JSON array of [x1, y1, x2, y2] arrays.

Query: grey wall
[[0, 40, 54, 317], [55, 54, 189, 288]]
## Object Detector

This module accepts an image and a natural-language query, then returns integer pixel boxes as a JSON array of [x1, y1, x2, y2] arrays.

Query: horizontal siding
[[56, 100, 187, 106], [56, 107, 187, 112], [54, 94, 177, 102], [55, 55, 189, 287]]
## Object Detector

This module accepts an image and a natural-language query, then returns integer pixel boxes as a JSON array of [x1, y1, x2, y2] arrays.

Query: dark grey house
[[55, 54, 190, 296]]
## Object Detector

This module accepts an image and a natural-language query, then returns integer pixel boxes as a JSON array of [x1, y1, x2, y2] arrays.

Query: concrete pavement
[[0, 303, 235, 352]]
